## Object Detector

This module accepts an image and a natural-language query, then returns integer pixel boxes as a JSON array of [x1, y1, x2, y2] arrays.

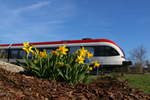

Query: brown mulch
[[0, 68, 150, 100]]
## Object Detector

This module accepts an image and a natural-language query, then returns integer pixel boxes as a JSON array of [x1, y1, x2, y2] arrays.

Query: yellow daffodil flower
[[86, 52, 93, 58], [79, 51, 86, 57], [23, 42, 30, 48], [91, 61, 100, 68], [23, 47, 30, 54], [79, 47, 88, 57], [51, 50, 59, 56], [39, 50, 47, 58], [29, 46, 34, 54], [80, 47, 88, 53], [76, 56, 85, 64], [57, 45, 68, 55], [23, 42, 34, 54], [94, 62, 100, 67]]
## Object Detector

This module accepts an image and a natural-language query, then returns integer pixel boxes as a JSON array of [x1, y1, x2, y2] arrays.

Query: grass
[[87, 73, 150, 94], [86, 75, 99, 83], [120, 74, 150, 93]]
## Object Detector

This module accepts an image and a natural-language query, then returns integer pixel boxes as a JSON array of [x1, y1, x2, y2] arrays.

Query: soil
[[0, 68, 150, 100]]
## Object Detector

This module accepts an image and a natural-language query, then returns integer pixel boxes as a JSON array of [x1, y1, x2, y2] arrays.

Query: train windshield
[[94, 46, 119, 56]]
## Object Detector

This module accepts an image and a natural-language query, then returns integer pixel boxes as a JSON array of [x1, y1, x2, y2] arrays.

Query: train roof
[[0, 39, 119, 47]]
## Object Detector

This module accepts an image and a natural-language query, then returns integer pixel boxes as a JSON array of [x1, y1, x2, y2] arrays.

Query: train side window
[[36, 48, 44, 51], [45, 49, 53, 53], [84, 46, 94, 54], [69, 46, 81, 54], [0, 49, 8, 58], [19, 50, 26, 59], [10, 49, 19, 58], [45, 48, 56, 53], [37, 47, 56, 53]]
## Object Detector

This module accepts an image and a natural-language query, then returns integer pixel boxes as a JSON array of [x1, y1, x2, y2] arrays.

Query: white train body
[[0, 39, 131, 66]]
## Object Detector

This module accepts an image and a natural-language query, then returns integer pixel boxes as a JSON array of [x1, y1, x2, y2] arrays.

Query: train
[[0, 38, 131, 67]]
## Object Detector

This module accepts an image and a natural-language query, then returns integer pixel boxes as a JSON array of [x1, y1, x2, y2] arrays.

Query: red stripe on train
[[0, 39, 118, 47]]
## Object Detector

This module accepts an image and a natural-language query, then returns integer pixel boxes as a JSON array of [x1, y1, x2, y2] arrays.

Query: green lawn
[[121, 74, 150, 93], [87, 74, 150, 94]]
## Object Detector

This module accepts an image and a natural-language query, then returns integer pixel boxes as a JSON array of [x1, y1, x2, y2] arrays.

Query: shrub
[[21, 42, 100, 84]]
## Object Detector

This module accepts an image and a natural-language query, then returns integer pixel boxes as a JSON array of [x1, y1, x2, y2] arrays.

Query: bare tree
[[146, 60, 150, 72], [129, 45, 147, 73]]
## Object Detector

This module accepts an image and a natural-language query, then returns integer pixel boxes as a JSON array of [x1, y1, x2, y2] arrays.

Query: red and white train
[[0, 38, 131, 67]]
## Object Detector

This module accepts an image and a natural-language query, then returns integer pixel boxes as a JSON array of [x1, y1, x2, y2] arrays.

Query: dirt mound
[[0, 68, 150, 100]]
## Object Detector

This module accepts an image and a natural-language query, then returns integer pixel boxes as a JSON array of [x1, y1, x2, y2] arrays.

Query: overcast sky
[[0, 0, 150, 58]]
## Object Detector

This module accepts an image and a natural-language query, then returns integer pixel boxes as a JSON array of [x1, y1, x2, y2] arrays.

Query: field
[[121, 74, 150, 94]]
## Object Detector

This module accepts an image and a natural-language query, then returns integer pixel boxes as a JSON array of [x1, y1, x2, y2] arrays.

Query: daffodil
[[94, 62, 100, 67], [23, 42, 30, 48], [29, 47, 34, 54], [86, 52, 93, 58], [56, 45, 68, 55], [39, 50, 47, 58], [91, 61, 100, 68], [76, 56, 85, 64], [51, 50, 59, 56], [23, 48, 29, 53], [23, 42, 34, 54], [79, 51, 86, 57], [79, 47, 88, 57], [80, 47, 88, 53]]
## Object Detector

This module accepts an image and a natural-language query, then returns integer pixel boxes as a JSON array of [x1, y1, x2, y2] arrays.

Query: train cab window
[[104, 46, 119, 56], [94, 46, 119, 56], [94, 46, 105, 56]]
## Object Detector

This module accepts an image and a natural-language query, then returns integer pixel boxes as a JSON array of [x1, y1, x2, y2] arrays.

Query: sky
[[0, 0, 150, 59]]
